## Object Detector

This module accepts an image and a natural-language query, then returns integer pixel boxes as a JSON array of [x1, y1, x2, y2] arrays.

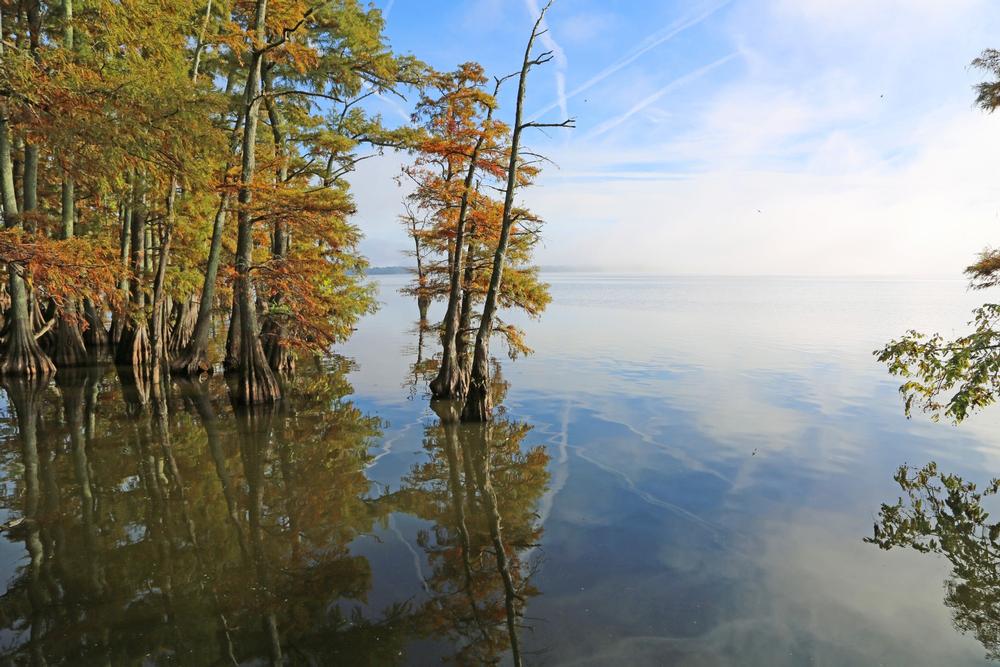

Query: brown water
[[0, 275, 998, 665]]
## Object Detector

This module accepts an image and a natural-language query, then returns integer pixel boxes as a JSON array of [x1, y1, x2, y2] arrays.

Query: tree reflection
[[868, 462, 1000, 660], [395, 399, 550, 665], [0, 355, 550, 663], [0, 360, 400, 664]]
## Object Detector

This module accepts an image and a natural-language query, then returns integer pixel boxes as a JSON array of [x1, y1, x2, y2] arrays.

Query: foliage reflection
[[869, 462, 1000, 661], [0, 356, 548, 664]]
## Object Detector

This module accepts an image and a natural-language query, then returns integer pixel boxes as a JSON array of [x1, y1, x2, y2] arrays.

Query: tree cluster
[[401, 1, 571, 422], [0, 0, 421, 404]]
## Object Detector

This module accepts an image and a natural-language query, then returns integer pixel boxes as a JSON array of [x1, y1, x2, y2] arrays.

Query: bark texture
[[230, 0, 281, 404]]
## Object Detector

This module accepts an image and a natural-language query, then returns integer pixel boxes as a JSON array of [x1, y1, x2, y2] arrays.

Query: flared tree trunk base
[[2, 271, 55, 378], [170, 344, 213, 377], [430, 397, 464, 424], [83, 299, 110, 351], [230, 357, 282, 405], [168, 297, 198, 357], [1, 328, 56, 378], [461, 377, 492, 422], [260, 317, 294, 376], [51, 316, 89, 368], [430, 362, 468, 401], [115, 322, 152, 371]]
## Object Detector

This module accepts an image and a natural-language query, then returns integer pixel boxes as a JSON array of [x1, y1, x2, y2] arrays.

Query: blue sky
[[350, 0, 1000, 275]]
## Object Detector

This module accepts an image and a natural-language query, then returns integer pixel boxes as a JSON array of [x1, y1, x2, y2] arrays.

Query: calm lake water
[[0, 274, 997, 665]]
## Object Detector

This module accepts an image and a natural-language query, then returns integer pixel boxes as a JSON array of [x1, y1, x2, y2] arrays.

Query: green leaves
[[875, 304, 1000, 423], [973, 49, 1000, 113]]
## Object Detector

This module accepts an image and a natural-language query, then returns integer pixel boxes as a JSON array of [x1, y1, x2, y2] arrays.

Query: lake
[[0, 274, 996, 665]]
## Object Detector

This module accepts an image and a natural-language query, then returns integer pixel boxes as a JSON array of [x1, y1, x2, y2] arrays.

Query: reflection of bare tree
[[869, 462, 1000, 661], [471, 422, 525, 666], [398, 400, 550, 665]]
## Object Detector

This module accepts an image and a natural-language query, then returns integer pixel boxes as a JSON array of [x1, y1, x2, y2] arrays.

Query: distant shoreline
[[367, 266, 967, 280]]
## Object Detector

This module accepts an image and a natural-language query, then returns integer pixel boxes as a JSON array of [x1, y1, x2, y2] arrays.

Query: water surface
[[0, 275, 996, 665]]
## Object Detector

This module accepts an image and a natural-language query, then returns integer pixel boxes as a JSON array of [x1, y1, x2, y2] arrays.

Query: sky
[[348, 0, 1000, 275]]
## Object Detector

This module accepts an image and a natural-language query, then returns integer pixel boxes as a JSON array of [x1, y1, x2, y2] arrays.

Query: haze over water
[[0, 274, 996, 664]]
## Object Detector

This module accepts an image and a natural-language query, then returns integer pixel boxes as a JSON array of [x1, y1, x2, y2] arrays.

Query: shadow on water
[[869, 462, 1000, 662], [0, 354, 547, 665]]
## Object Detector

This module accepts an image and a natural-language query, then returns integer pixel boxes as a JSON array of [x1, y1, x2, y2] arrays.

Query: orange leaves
[[0, 230, 120, 309]]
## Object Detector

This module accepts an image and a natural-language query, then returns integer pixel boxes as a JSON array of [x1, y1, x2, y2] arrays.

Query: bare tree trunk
[[463, 2, 566, 421], [51, 175, 87, 368], [172, 192, 232, 375], [22, 143, 37, 219]]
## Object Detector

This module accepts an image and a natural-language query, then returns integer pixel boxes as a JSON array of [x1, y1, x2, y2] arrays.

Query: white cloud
[[351, 0, 1000, 276], [529, 110, 1000, 275]]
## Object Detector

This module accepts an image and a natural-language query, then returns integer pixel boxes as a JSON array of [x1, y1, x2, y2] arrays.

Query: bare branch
[[521, 118, 576, 130]]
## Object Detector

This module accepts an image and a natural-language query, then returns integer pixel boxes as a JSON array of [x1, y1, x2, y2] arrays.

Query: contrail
[[376, 91, 411, 123], [587, 52, 738, 139], [527, 0, 732, 122]]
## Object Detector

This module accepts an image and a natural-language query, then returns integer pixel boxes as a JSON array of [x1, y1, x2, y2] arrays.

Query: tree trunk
[[463, 7, 550, 422], [172, 61, 245, 377], [0, 99, 53, 377], [110, 195, 131, 346], [229, 0, 281, 405], [22, 144, 37, 222], [224, 289, 240, 372], [51, 300, 87, 368], [171, 194, 230, 375], [149, 180, 175, 375], [457, 228, 477, 378], [116, 178, 151, 371], [258, 67, 294, 376], [82, 297, 109, 350], [431, 93, 498, 400], [167, 294, 198, 356], [1, 270, 55, 377], [50, 0, 87, 369]]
